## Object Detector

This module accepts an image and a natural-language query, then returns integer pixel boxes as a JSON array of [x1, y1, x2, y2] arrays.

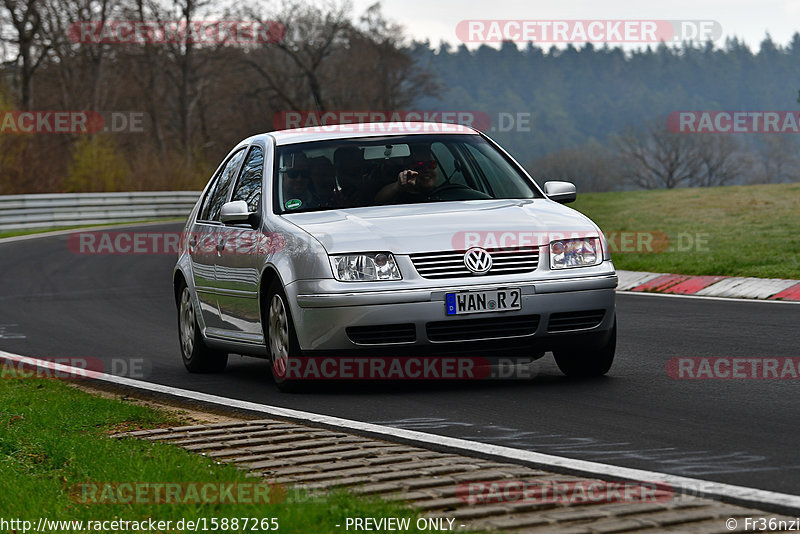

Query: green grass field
[[571, 182, 800, 279], [0, 378, 482, 533]]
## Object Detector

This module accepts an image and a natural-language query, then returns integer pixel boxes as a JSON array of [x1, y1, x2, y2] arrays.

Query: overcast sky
[[350, 0, 799, 51]]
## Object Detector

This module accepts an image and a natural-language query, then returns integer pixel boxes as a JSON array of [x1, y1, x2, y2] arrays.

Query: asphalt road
[[1, 223, 799, 494]]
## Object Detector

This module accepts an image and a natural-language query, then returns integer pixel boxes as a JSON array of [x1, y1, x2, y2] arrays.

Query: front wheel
[[178, 284, 227, 373], [265, 280, 302, 392], [553, 317, 616, 377]]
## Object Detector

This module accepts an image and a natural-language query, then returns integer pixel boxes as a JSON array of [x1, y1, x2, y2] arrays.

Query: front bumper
[[285, 270, 617, 353]]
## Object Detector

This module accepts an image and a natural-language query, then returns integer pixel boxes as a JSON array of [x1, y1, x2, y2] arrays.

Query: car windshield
[[273, 134, 542, 214]]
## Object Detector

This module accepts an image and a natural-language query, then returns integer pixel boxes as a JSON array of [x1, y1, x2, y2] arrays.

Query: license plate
[[445, 288, 521, 316]]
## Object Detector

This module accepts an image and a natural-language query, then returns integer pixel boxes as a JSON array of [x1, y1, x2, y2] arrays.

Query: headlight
[[550, 238, 602, 269], [330, 253, 402, 281]]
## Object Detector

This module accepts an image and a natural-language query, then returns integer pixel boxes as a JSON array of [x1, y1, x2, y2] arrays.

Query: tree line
[[1, 0, 798, 194], [0, 0, 437, 194], [415, 36, 800, 190]]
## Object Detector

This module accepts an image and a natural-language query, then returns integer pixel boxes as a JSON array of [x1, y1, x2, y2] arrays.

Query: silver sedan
[[173, 123, 617, 390]]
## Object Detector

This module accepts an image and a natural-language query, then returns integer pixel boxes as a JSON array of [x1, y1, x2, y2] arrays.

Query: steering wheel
[[426, 183, 492, 201]]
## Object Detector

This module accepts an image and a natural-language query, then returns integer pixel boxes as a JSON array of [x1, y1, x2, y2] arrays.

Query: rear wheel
[[178, 283, 228, 373], [265, 280, 302, 392], [553, 317, 616, 377]]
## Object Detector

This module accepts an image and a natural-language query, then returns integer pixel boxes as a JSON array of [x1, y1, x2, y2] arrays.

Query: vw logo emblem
[[464, 247, 492, 274]]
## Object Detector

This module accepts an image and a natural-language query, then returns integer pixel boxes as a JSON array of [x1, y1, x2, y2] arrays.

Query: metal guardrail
[[0, 191, 201, 231]]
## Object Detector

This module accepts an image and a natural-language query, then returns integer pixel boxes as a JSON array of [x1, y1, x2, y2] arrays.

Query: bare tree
[[529, 140, 621, 192], [345, 2, 439, 109], [175, 0, 207, 164], [38, 0, 130, 111], [242, 1, 437, 115], [617, 119, 704, 189], [616, 118, 754, 189], [693, 135, 746, 187], [117, 0, 227, 166], [0, 8, 11, 60], [243, 0, 350, 113], [0, 0, 441, 192], [751, 135, 800, 183], [1, 0, 50, 108], [123, 0, 169, 153]]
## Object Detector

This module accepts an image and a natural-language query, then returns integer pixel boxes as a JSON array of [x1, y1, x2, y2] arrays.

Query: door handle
[[216, 239, 226, 252], [189, 237, 197, 247]]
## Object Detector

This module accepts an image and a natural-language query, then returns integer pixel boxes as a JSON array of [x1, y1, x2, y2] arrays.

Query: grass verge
[[571, 182, 800, 279], [0, 378, 480, 533]]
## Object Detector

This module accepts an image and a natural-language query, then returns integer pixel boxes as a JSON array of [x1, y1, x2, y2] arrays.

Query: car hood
[[281, 199, 600, 254]]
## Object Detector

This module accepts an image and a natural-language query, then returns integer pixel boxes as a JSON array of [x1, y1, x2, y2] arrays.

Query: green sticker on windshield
[[285, 199, 302, 210]]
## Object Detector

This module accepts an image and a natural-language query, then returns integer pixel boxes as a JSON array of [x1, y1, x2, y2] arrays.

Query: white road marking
[[0, 219, 184, 245], [1, 349, 799, 514], [618, 290, 800, 305], [0, 324, 26, 339]]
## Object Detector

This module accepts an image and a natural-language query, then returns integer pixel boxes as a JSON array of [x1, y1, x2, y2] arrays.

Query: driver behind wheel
[[374, 145, 439, 204]]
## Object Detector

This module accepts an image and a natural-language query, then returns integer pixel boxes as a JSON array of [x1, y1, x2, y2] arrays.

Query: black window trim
[[196, 146, 248, 224], [230, 144, 266, 216]]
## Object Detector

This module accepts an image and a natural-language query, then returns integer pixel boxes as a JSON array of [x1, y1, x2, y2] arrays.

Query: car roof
[[249, 122, 479, 147]]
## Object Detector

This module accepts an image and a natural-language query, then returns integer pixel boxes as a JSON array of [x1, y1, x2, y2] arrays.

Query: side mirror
[[544, 181, 577, 204], [220, 200, 254, 225]]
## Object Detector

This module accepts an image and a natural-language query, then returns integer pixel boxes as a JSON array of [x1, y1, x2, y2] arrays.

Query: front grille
[[426, 314, 540, 342], [346, 324, 416, 345], [410, 247, 539, 279], [547, 310, 606, 333]]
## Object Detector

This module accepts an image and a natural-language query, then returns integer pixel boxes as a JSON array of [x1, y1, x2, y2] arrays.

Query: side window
[[198, 174, 220, 221], [200, 149, 246, 222], [231, 146, 264, 213]]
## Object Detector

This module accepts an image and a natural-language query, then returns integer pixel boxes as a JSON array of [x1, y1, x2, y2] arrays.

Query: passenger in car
[[281, 152, 320, 210], [309, 157, 338, 207]]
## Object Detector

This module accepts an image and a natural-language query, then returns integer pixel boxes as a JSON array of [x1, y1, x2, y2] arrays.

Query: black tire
[[264, 279, 303, 392], [553, 317, 616, 377], [177, 282, 228, 373]]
